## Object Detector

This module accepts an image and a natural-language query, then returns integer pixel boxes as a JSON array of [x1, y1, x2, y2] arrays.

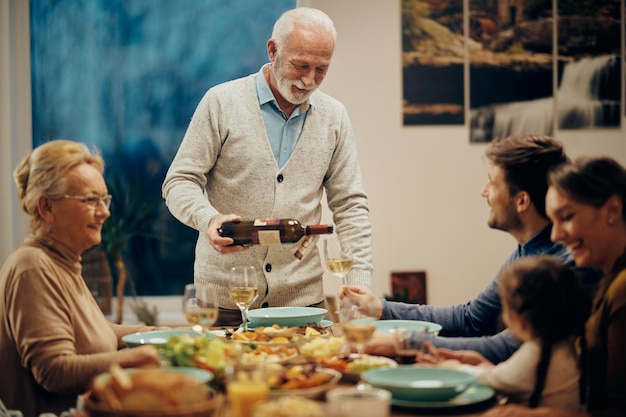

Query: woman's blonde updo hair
[[13, 140, 105, 231]]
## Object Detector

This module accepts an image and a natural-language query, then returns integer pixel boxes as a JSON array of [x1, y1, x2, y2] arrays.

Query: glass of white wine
[[183, 283, 219, 336], [323, 237, 354, 286], [338, 299, 377, 358], [228, 265, 259, 332]]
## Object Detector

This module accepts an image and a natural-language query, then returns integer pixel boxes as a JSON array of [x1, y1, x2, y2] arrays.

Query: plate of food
[[228, 323, 331, 345], [239, 343, 298, 368], [254, 396, 324, 417], [266, 365, 341, 399], [86, 364, 223, 417], [317, 354, 398, 382], [298, 336, 346, 361]]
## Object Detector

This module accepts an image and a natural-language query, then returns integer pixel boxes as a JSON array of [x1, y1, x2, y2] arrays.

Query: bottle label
[[253, 219, 280, 227], [254, 230, 282, 245]]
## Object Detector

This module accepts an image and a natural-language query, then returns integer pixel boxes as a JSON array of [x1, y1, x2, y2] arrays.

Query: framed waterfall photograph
[[401, 0, 465, 125], [556, 0, 621, 129], [468, 0, 554, 143]]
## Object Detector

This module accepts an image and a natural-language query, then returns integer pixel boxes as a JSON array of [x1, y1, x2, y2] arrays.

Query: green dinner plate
[[247, 306, 328, 327], [239, 319, 334, 330], [390, 384, 495, 409], [374, 320, 442, 335], [122, 329, 206, 347]]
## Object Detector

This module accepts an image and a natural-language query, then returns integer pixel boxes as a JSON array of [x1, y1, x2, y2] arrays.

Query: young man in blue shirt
[[339, 134, 602, 363]]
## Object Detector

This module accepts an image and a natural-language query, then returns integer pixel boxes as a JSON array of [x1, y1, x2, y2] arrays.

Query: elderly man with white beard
[[163, 7, 373, 326]]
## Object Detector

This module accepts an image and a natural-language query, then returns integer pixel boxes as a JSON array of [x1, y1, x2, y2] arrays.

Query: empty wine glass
[[228, 265, 259, 332], [183, 283, 219, 335], [338, 299, 376, 358], [323, 237, 353, 286]]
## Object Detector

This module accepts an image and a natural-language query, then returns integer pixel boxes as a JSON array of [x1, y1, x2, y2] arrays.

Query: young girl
[[428, 255, 588, 410]]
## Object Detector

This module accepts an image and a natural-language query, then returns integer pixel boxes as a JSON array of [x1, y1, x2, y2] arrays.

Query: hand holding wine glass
[[323, 237, 353, 286], [338, 298, 376, 358], [228, 265, 259, 332], [183, 283, 219, 336]]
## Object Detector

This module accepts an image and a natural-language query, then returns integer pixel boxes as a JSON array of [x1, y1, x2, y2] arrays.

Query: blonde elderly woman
[[0, 140, 161, 417]]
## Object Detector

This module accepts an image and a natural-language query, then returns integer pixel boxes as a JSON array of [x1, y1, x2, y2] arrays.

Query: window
[[30, 0, 295, 295]]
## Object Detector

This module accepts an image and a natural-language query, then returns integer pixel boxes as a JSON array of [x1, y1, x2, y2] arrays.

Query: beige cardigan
[[163, 72, 373, 309]]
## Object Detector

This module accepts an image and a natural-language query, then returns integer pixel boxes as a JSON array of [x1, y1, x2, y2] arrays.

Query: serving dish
[[246, 306, 327, 327], [373, 320, 442, 336], [92, 366, 214, 385], [85, 367, 221, 417], [361, 365, 475, 402]]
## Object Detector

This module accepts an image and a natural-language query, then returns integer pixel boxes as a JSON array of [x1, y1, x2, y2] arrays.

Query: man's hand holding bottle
[[207, 214, 249, 254]]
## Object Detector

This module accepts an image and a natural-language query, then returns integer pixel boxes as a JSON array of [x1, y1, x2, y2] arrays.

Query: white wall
[[306, 0, 626, 305], [3, 0, 625, 309], [1, 0, 31, 263]]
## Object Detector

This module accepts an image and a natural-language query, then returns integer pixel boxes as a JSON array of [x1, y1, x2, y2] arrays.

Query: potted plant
[[83, 174, 164, 325]]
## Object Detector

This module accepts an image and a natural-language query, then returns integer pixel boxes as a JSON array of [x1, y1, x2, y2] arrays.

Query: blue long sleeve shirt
[[381, 224, 603, 363]]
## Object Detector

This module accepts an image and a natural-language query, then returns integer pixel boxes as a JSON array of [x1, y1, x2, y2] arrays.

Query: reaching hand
[[415, 341, 493, 368], [117, 345, 162, 369], [362, 331, 397, 358], [337, 285, 382, 319]]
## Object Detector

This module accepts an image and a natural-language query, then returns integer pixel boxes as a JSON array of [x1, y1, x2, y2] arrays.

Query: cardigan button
[[277, 174, 284, 183], [265, 263, 272, 272]]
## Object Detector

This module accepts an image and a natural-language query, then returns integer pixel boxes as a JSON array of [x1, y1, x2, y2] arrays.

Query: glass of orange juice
[[227, 365, 268, 417]]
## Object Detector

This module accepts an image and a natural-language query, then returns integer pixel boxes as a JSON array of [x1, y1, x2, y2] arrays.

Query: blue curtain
[[30, 0, 295, 295]]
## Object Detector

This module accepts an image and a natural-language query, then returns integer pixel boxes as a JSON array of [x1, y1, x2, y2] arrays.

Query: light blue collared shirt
[[255, 65, 312, 169]]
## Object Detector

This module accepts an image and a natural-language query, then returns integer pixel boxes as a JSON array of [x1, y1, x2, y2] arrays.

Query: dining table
[[208, 324, 500, 417]]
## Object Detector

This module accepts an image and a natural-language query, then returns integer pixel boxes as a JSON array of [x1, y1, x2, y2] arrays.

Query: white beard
[[272, 55, 318, 105]]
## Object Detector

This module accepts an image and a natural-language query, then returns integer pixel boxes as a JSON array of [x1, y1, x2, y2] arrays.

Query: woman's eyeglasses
[[62, 194, 113, 209]]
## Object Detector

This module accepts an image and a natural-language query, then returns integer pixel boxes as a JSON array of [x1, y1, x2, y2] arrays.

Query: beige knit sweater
[[0, 236, 149, 417]]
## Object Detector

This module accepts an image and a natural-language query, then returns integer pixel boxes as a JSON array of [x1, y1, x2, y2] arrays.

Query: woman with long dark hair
[[482, 155, 626, 416]]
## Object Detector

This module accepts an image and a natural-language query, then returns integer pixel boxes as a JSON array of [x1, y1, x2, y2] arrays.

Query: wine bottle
[[218, 218, 333, 246]]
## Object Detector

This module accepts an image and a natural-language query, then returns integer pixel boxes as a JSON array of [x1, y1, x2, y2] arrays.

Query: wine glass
[[183, 283, 219, 336], [338, 299, 376, 358], [323, 237, 353, 286], [228, 265, 259, 332]]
